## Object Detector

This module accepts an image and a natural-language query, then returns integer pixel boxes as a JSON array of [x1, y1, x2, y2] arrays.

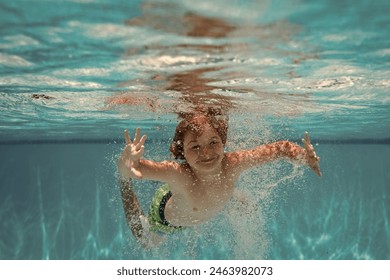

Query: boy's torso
[[164, 156, 239, 226]]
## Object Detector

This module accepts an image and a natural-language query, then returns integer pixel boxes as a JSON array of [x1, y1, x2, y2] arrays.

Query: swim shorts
[[148, 184, 184, 234]]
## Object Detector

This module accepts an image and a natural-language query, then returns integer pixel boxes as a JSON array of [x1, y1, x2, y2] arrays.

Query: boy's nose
[[201, 147, 211, 156]]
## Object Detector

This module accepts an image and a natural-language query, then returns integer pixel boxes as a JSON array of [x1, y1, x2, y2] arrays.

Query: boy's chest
[[186, 177, 235, 209], [166, 172, 236, 224]]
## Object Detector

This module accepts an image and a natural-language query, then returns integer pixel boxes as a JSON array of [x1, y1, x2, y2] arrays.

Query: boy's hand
[[118, 128, 147, 179], [302, 132, 322, 177]]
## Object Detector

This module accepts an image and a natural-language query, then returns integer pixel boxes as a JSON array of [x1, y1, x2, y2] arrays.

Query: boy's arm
[[227, 132, 321, 176], [135, 159, 181, 183]]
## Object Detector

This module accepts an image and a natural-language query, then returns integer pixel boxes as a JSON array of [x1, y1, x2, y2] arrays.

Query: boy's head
[[170, 112, 228, 160]]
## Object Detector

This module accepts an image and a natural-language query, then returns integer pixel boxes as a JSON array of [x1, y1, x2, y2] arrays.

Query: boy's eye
[[191, 145, 200, 150], [210, 140, 219, 145]]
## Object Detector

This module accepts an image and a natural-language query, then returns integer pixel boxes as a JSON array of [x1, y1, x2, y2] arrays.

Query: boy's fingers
[[124, 130, 132, 145], [303, 132, 312, 150], [131, 167, 143, 179], [313, 162, 322, 176], [303, 132, 321, 177], [302, 138, 310, 152], [134, 128, 141, 143], [305, 131, 311, 144], [140, 135, 147, 146], [135, 147, 145, 159], [134, 136, 147, 151]]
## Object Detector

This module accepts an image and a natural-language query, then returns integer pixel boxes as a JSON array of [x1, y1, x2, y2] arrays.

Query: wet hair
[[170, 109, 228, 160]]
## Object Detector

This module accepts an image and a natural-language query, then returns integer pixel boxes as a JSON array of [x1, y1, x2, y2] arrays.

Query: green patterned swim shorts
[[148, 184, 184, 234]]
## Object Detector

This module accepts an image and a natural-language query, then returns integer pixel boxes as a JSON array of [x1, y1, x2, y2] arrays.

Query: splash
[[111, 113, 309, 260]]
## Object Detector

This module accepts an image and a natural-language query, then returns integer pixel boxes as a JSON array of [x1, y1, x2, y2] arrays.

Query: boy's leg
[[119, 178, 145, 241]]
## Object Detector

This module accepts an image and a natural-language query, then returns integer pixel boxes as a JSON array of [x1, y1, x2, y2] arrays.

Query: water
[[0, 0, 389, 259]]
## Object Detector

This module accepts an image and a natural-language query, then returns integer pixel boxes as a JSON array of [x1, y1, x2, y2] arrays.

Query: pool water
[[0, 0, 389, 259]]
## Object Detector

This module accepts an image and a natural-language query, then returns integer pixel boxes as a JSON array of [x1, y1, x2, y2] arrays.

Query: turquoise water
[[0, 0, 389, 259]]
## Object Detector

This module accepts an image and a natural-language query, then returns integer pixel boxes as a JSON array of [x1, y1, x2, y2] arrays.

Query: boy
[[118, 114, 321, 246]]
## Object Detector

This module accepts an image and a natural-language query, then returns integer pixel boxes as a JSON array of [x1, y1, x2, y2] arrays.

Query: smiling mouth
[[198, 157, 217, 164]]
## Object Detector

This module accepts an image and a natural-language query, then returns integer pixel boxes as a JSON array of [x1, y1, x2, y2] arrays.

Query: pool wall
[[0, 141, 389, 259]]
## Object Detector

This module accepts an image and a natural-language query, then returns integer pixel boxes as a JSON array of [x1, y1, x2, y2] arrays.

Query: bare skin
[[118, 125, 321, 244]]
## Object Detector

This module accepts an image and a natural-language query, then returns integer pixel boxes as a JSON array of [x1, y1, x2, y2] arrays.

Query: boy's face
[[183, 124, 224, 173]]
